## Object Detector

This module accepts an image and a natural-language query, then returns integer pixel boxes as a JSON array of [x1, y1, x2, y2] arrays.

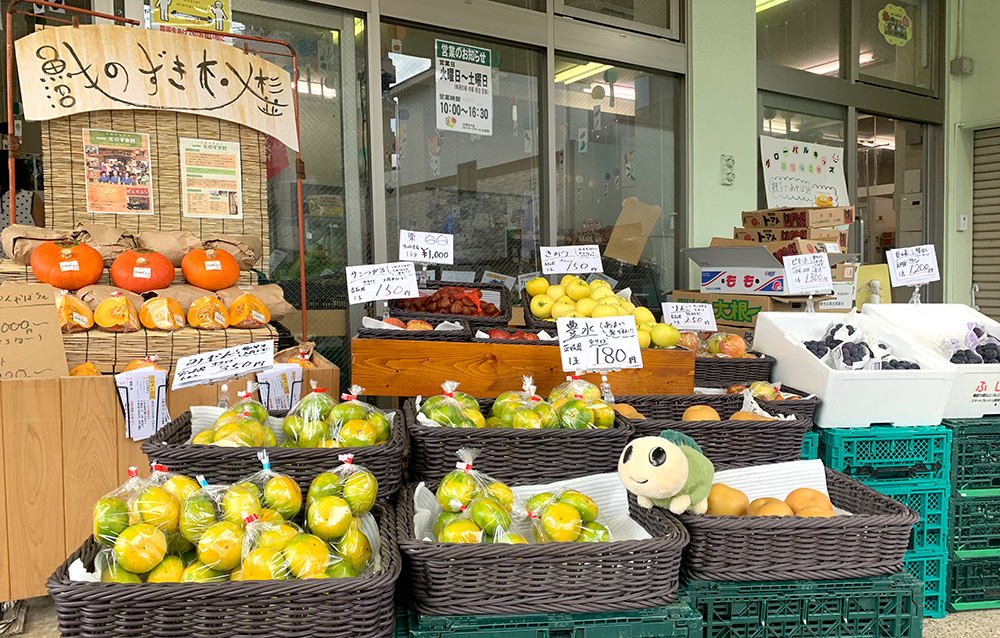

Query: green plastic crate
[[950, 491, 1000, 558], [407, 601, 702, 638], [684, 573, 922, 638], [948, 553, 1000, 611], [904, 549, 948, 618], [944, 418, 1000, 493], [396, 604, 408, 638], [818, 425, 951, 485], [877, 481, 950, 552], [801, 429, 819, 460]]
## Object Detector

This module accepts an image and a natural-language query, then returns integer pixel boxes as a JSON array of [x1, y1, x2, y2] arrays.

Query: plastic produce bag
[[235, 451, 304, 521], [547, 375, 602, 403], [304, 454, 378, 572], [330, 385, 394, 446], [490, 376, 557, 429], [526, 488, 612, 543], [239, 513, 300, 580], [417, 380, 485, 428], [179, 475, 227, 545], [701, 332, 748, 358], [280, 381, 336, 447], [93, 467, 151, 547], [432, 449, 522, 544]]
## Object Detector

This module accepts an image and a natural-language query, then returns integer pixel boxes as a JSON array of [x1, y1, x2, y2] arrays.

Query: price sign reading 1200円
[[557, 316, 643, 372], [541, 245, 603, 275], [399, 230, 454, 265], [346, 262, 419, 305], [886, 244, 941, 287]]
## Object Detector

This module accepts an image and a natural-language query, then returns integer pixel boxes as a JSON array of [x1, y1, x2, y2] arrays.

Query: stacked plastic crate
[[819, 425, 952, 618], [944, 418, 1000, 612]]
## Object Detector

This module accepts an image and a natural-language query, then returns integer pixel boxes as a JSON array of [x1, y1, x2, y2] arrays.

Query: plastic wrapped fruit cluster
[[281, 385, 393, 448], [432, 449, 524, 544], [190, 384, 277, 447], [725, 381, 801, 401], [418, 381, 486, 428], [945, 323, 1000, 365], [526, 489, 611, 543], [547, 377, 616, 429], [803, 312, 922, 371], [675, 331, 755, 359], [395, 286, 501, 317]]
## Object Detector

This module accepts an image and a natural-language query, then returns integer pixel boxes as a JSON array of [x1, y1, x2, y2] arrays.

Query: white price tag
[[72, 311, 89, 327], [784, 253, 834, 295], [661, 302, 717, 331], [133, 267, 151, 279], [481, 271, 516, 290], [59, 261, 79, 272], [441, 270, 476, 283], [887, 244, 941, 287], [256, 363, 303, 412], [398, 230, 454, 265], [540, 245, 603, 275], [346, 261, 419, 305], [171, 341, 274, 390], [115, 368, 170, 441], [557, 316, 643, 373], [214, 311, 226, 326], [204, 261, 222, 271]]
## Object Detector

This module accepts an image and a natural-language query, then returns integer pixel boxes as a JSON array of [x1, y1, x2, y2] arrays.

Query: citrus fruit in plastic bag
[[146, 555, 185, 582], [307, 472, 343, 507], [197, 521, 243, 571], [307, 496, 353, 541], [540, 502, 583, 542], [221, 485, 261, 525], [263, 476, 303, 520], [342, 471, 377, 516], [242, 547, 290, 581], [136, 486, 181, 533], [94, 496, 129, 547], [335, 520, 372, 571], [282, 533, 330, 578], [114, 523, 167, 573]]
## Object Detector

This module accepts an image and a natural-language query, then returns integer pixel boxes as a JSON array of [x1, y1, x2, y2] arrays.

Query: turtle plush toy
[[617, 430, 714, 515]]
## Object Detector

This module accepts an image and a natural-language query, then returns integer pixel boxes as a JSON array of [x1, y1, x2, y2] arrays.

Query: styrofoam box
[[863, 303, 1000, 418], [754, 311, 956, 428]]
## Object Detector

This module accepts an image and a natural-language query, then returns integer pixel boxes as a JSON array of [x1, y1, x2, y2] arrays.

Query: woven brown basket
[[396, 483, 688, 615], [141, 410, 406, 500], [403, 398, 634, 487], [387, 281, 512, 330], [470, 325, 559, 346], [47, 502, 400, 638], [757, 384, 821, 420], [694, 352, 776, 387], [618, 394, 744, 420], [677, 468, 919, 581], [356, 318, 472, 342]]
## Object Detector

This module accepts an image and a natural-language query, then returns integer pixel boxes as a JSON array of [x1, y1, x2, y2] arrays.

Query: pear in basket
[[617, 431, 714, 515]]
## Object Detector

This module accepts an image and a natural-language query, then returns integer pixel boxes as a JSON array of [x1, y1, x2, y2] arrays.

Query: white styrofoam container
[[754, 311, 956, 428], [863, 303, 1000, 418]]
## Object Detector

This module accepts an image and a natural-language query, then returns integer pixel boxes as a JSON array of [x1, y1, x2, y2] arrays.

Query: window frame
[[554, 0, 682, 42]]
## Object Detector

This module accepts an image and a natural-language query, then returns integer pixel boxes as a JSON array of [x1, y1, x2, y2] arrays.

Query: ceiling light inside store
[[297, 80, 337, 99], [554, 63, 612, 84], [355, 17, 365, 36], [756, 0, 791, 12], [584, 83, 635, 101], [805, 51, 876, 76]]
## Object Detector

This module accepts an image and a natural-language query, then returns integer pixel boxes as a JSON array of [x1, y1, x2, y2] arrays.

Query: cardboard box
[[734, 227, 849, 250], [765, 238, 841, 264], [685, 243, 840, 296], [742, 206, 855, 229], [831, 262, 858, 282], [672, 290, 830, 328]]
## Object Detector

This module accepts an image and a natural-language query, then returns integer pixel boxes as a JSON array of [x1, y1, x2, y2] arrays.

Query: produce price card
[[540, 245, 604, 275], [481, 271, 516, 289], [887, 244, 941, 287], [115, 368, 169, 441], [172, 341, 274, 390], [0, 283, 69, 378], [346, 261, 418, 305], [256, 363, 303, 412], [784, 253, 833, 295], [557, 316, 643, 372], [661, 302, 717, 331], [398, 230, 454, 265]]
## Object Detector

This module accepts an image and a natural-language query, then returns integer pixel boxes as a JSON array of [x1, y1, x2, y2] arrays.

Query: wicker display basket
[[677, 468, 919, 581], [396, 483, 688, 615], [617, 394, 744, 420], [757, 385, 821, 420], [387, 281, 512, 330], [403, 398, 634, 487], [470, 325, 559, 346], [356, 318, 472, 342], [142, 410, 406, 500], [48, 503, 400, 638], [694, 352, 776, 387], [521, 286, 641, 331]]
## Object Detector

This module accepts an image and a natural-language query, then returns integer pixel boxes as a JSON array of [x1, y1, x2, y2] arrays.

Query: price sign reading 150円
[[557, 316, 643, 373]]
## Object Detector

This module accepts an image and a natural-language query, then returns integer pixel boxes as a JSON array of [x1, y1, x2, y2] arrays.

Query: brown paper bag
[[202, 235, 263, 270], [75, 285, 143, 311], [274, 342, 334, 368], [216, 284, 294, 320], [147, 284, 219, 312], [136, 230, 202, 267], [0, 225, 72, 264], [72, 223, 136, 266]]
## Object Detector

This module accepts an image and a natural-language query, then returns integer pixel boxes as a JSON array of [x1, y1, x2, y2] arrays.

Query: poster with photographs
[[83, 129, 154, 215]]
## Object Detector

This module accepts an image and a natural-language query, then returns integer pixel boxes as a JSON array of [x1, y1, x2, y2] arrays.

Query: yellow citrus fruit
[[162, 475, 200, 503], [307, 496, 354, 541], [558, 490, 598, 523], [146, 555, 185, 582], [197, 521, 244, 571], [486, 482, 514, 511], [439, 519, 481, 543], [242, 547, 289, 580], [263, 476, 303, 520], [181, 559, 226, 583], [221, 485, 262, 525], [343, 471, 378, 517], [258, 523, 300, 551], [136, 486, 181, 534], [540, 502, 583, 542], [258, 508, 284, 522], [191, 429, 216, 445], [230, 566, 244, 581], [307, 472, 343, 507], [101, 565, 141, 583], [113, 523, 167, 574], [337, 419, 378, 447], [335, 521, 373, 571], [436, 471, 478, 512], [282, 533, 331, 578]]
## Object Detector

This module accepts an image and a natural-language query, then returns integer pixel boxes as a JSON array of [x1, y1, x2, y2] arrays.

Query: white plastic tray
[[754, 311, 956, 428], [863, 303, 1000, 418]]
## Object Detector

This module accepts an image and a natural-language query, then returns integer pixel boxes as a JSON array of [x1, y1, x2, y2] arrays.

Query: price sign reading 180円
[[557, 316, 643, 373]]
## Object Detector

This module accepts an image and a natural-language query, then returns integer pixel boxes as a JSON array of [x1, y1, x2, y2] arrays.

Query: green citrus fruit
[[532, 402, 559, 428], [146, 555, 185, 582], [558, 399, 595, 429], [330, 403, 367, 426], [367, 411, 391, 443], [101, 564, 141, 583], [307, 472, 343, 507], [526, 493, 554, 517], [577, 521, 610, 542], [181, 559, 227, 583], [470, 497, 511, 535], [492, 391, 521, 417], [433, 511, 462, 540], [325, 557, 359, 578], [298, 420, 331, 448], [559, 490, 598, 523], [343, 471, 378, 516], [282, 533, 331, 578], [436, 471, 478, 512], [335, 521, 372, 571], [511, 408, 543, 429], [94, 496, 129, 547], [281, 415, 304, 441], [589, 400, 615, 428], [180, 494, 217, 544]]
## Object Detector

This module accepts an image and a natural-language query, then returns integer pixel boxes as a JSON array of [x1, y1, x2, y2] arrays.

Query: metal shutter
[[973, 128, 1000, 319]]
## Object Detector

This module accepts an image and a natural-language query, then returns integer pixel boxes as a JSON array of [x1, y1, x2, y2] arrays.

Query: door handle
[[973, 284, 980, 311]]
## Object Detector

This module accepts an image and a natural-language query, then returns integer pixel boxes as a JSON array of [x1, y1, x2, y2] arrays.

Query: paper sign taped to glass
[[15, 25, 299, 151], [759, 135, 849, 209], [603, 197, 663, 265]]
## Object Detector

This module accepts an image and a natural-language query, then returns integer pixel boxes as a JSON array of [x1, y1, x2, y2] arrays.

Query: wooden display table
[[351, 338, 695, 397]]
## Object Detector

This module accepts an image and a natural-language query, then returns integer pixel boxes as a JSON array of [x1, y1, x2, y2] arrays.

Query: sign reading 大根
[[557, 316, 643, 373], [15, 25, 299, 151], [435, 39, 492, 136]]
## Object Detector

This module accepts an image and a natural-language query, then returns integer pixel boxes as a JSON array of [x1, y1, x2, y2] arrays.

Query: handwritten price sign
[[541, 245, 603, 275], [399, 230, 454, 265], [661, 303, 717, 331], [887, 244, 941, 287], [557, 316, 643, 373], [784, 253, 833, 295], [172, 341, 274, 390], [346, 262, 419, 305]]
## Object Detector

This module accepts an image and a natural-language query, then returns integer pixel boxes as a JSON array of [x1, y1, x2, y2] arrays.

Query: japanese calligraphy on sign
[[399, 230, 454, 265], [784, 253, 833, 295], [115, 368, 169, 441], [346, 261, 419, 305], [887, 244, 940, 287], [435, 39, 492, 136], [661, 303, 717, 331], [541, 245, 604, 275], [84, 129, 154, 215], [172, 340, 274, 390], [16, 25, 299, 151], [759, 135, 849, 209], [0, 283, 69, 379], [557, 316, 643, 373]]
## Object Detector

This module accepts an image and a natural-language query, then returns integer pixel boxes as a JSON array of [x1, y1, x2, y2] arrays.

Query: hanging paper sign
[[441, 270, 476, 283], [784, 253, 834, 295], [180, 138, 242, 219], [152, 0, 232, 34], [256, 363, 302, 412], [399, 230, 454, 265], [434, 39, 492, 136], [557, 316, 643, 373], [346, 262, 419, 305], [172, 341, 274, 390], [83, 129, 154, 215], [759, 135, 849, 208], [887, 244, 940, 287], [661, 303, 717, 332], [0, 283, 69, 379], [115, 368, 169, 441], [15, 25, 299, 151], [481, 271, 515, 289], [540, 245, 603, 275], [879, 4, 912, 47]]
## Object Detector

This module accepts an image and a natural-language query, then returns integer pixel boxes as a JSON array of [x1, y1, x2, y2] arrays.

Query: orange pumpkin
[[181, 248, 240, 291], [30, 240, 104, 290], [123, 356, 165, 372], [188, 296, 229, 330], [228, 293, 271, 329], [111, 249, 175, 293], [285, 350, 316, 369], [69, 362, 101, 376], [56, 291, 94, 334], [94, 293, 140, 333], [139, 297, 186, 330]]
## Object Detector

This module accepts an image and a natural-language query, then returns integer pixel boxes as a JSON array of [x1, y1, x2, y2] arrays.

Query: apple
[[650, 323, 681, 348], [545, 285, 566, 301], [487, 329, 511, 339], [382, 318, 406, 328], [566, 279, 591, 301], [708, 334, 724, 354], [530, 295, 554, 319], [637, 330, 651, 348], [719, 334, 747, 358], [575, 298, 598, 316], [525, 277, 549, 298], [562, 311, 585, 318], [520, 332, 539, 341], [551, 301, 576, 319], [597, 296, 621, 306], [406, 320, 432, 330], [560, 275, 579, 288], [632, 307, 655, 325], [591, 304, 618, 318], [589, 286, 613, 301], [619, 300, 636, 314]]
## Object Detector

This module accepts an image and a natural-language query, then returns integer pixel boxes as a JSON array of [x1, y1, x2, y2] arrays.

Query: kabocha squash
[[228, 293, 270, 329], [56, 291, 94, 333], [111, 249, 175, 293], [69, 362, 101, 376], [123, 356, 165, 372], [285, 349, 317, 369], [139, 297, 186, 330], [30, 240, 103, 290], [95, 292, 140, 333], [188, 296, 229, 330], [181, 248, 240, 291]]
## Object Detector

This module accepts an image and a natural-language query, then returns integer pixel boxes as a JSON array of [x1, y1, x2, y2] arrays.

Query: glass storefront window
[[554, 55, 680, 309], [559, 0, 672, 38], [490, 0, 544, 10], [380, 24, 543, 282], [859, 0, 932, 91], [761, 108, 845, 146], [757, 0, 843, 76]]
